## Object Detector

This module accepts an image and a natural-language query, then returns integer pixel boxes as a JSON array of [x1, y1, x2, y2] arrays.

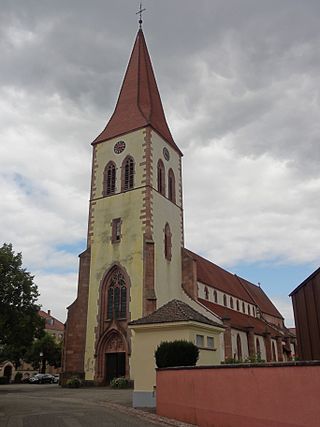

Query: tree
[[0, 243, 44, 367], [25, 332, 62, 373]]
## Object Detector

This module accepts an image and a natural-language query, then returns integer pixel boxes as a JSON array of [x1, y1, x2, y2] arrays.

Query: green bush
[[110, 377, 130, 389], [14, 372, 23, 383], [66, 377, 82, 388], [155, 340, 199, 368], [0, 376, 9, 385]]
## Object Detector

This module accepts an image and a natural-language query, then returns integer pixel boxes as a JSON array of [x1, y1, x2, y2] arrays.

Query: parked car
[[29, 374, 55, 384], [53, 374, 59, 384]]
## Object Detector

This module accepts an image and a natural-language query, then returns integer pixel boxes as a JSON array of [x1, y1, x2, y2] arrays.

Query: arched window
[[164, 223, 172, 261], [106, 269, 127, 320], [272, 342, 277, 361], [242, 302, 246, 313], [248, 305, 251, 316], [256, 338, 261, 358], [236, 334, 242, 361], [168, 168, 176, 203], [236, 300, 240, 311], [103, 162, 116, 196], [122, 156, 134, 191], [223, 294, 227, 306], [230, 297, 234, 309], [204, 286, 209, 300], [214, 290, 218, 303], [157, 159, 165, 195]]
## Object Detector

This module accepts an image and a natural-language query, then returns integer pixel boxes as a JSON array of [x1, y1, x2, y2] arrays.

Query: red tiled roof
[[93, 29, 181, 154], [39, 310, 64, 332], [237, 276, 283, 319], [185, 249, 254, 303], [199, 298, 280, 338], [129, 299, 223, 328], [185, 249, 283, 320]]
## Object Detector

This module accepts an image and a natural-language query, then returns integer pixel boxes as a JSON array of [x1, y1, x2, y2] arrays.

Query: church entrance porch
[[105, 352, 126, 383]]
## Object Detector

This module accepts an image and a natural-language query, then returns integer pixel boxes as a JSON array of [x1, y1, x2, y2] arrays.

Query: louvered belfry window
[[122, 156, 134, 191], [107, 269, 127, 320], [103, 162, 116, 196]]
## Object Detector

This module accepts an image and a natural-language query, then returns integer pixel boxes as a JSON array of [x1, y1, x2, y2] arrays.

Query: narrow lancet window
[[168, 168, 176, 203], [157, 159, 165, 195], [164, 223, 172, 261]]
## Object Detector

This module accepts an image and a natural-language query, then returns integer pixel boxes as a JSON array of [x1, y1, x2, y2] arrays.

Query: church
[[61, 27, 295, 403]]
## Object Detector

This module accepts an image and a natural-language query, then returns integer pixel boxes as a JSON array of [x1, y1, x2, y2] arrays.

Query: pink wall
[[156, 363, 320, 427]]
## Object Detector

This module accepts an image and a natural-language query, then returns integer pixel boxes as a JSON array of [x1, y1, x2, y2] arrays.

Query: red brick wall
[[157, 362, 320, 427], [61, 248, 90, 383]]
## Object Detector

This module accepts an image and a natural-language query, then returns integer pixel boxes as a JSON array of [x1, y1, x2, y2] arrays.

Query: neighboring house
[[0, 309, 64, 382], [290, 268, 320, 360], [62, 27, 294, 405], [39, 309, 64, 343]]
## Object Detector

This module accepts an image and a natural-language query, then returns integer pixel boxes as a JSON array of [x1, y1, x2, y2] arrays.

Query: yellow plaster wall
[[130, 323, 223, 391], [84, 130, 147, 380], [150, 131, 184, 307]]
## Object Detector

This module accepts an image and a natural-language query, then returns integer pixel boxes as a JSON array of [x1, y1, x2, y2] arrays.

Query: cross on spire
[[136, 3, 146, 29]]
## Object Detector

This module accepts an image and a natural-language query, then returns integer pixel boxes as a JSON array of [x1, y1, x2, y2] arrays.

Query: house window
[[112, 218, 121, 243], [236, 300, 240, 311], [214, 290, 218, 303], [157, 159, 165, 195], [122, 156, 134, 191], [223, 294, 227, 306], [164, 223, 172, 261], [204, 286, 209, 300], [103, 161, 116, 196], [168, 168, 176, 203], [207, 336, 214, 349], [196, 335, 204, 348], [230, 297, 234, 309], [107, 269, 127, 320], [242, 302, 246, 313]]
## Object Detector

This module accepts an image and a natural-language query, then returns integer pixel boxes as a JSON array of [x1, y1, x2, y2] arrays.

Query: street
[[0, 384, 192, 427]]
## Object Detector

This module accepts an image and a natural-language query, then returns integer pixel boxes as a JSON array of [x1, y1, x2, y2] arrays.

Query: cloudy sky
[[1, 0, 320, 326]]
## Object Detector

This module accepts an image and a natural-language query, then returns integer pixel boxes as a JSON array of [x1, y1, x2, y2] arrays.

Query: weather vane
[[136, 3, 146, 29]]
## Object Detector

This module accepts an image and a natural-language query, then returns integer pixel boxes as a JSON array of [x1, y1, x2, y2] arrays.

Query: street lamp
[[39, 352, 43, 374]]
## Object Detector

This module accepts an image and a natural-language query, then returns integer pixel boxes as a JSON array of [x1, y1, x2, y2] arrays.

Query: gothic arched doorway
[[105, 331, 126, 384], [4, 365, 12, 383]]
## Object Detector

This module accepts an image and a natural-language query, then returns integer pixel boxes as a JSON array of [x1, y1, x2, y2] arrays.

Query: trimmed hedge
[[110, 377, 131, 389], [155, 340, 199, 368]]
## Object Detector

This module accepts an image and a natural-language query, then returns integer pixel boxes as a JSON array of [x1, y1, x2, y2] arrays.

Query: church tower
[[62, 29, 184, 384]]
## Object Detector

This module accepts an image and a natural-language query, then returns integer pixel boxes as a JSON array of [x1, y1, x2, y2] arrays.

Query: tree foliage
[[25, 332, 62, 373], [155, 340, 199, 368], [0, 243, 44, 367]]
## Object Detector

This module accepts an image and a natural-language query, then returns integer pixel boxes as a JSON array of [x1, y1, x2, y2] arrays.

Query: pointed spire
[[93, 30, 180, 153]]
